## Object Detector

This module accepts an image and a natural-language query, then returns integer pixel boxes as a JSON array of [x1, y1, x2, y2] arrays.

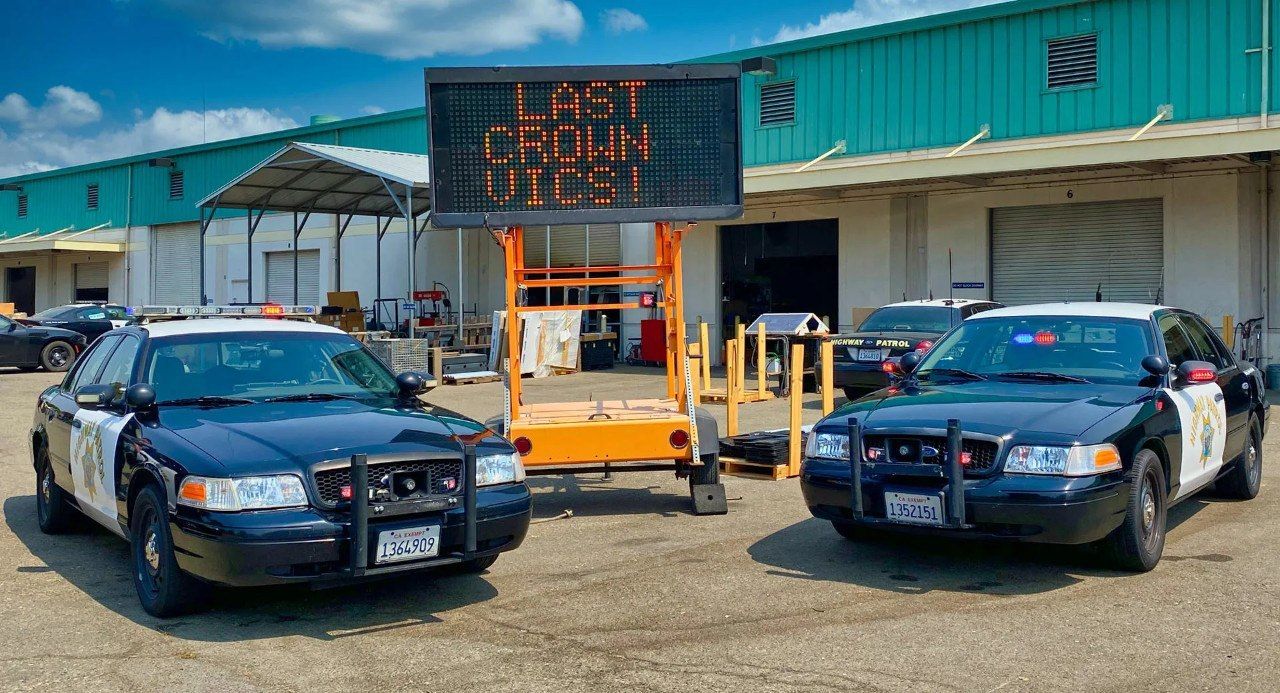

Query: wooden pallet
[[700, 387, 775, 404], [719, 455, 795, 480], [444, 370, 503, 385]]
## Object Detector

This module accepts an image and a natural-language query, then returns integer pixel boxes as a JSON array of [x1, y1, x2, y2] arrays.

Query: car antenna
[[1154, 266, 1165, 304], [1095, 282, 1103, 302]]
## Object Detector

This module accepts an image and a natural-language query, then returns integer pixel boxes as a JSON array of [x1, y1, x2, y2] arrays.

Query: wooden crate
[[719, 455, 794, 480]]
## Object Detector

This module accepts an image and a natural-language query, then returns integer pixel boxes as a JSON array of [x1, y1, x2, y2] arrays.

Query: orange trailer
[[494, 222, 726, 514]]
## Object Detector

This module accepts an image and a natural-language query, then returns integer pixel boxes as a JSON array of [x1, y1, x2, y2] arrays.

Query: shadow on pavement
[[4, 494, 498, 641], [527, 475, 689, 519], [748, 493, 1215, 596]]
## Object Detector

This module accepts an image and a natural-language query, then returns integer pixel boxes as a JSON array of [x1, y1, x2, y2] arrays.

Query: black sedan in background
[[832, 299, 1003, 399], [20, 303, 129, 344], [0, 313, 86, 371]]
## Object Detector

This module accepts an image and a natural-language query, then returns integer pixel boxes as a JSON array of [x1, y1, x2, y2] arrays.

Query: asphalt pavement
[[1, 367, 1276, 692]]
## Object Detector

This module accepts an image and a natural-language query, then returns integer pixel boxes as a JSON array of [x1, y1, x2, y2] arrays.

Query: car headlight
[[1004, 444, 1122, 476], [177, 474, 308, 511], [476, 452, 526, 486], [804, 432, 850, 460]]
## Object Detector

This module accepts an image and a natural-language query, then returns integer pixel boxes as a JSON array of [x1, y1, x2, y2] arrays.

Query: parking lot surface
[[1, 367, 1277, 692]]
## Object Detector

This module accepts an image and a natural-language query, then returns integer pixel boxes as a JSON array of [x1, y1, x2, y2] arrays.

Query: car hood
[[156, 398, 502, 476], [834, 381, 1146, 439]]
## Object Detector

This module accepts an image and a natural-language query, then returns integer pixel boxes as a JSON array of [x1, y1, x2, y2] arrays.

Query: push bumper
[[800, 457, 1128, 545], [170, 483, 532, 587]]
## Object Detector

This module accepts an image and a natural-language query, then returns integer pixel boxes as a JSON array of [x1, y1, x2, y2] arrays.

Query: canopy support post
[[245, 208, 265, 303], [335, 213, 353, 291], [457, 227, 464, 343], [198, 199, 219, 306]]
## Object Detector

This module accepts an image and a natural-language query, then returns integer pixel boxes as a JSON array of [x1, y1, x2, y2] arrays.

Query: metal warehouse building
[[2, 0, 1279, 363]]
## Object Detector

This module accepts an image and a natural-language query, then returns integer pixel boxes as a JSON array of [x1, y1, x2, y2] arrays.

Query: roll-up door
[[74, 261, 109, 302], [991, 199, 1164, 305], [265, 250, 321, 305], [523, 224, 621, 268], [152, 223, 201, 305]]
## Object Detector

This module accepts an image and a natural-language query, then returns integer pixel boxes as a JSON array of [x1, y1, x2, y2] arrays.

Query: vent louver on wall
[[1047, 33, 1098, 89], [169, 170, 184, 199], [760, 81, 796, 126], [17, 195, 28, 218], [86, 183, 99, 210]]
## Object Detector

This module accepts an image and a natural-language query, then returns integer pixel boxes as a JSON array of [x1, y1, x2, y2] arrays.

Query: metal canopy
[[197, 142, 431, 217], [196, 142, 433, 337]]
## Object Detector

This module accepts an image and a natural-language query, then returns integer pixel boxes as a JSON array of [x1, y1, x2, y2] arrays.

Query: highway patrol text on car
[[803, 303, 1266, 571], [31, 307, 532, 616], [831, 299, 1003, 399]]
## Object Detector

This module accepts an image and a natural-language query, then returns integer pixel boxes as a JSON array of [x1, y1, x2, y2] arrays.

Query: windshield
[[144, 332, 399, 403], [914, 316, 1156, 386], [858, 306, 959, 333]]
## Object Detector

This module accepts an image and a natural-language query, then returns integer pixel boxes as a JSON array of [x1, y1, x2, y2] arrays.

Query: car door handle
[[1214, 393, 1224, 402]]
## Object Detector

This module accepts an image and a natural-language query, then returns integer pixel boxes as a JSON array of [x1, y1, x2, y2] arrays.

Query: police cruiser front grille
[[862, 434, 999, 474], [313, 459, 464, 506]]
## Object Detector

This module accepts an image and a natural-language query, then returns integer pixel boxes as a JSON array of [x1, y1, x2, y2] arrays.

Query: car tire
[[842, 387, 861, 402], [35, 446, 77, 534], [690, 452, 720, 487], [831, 520, 877, 542], [1217, 419, 1262, 500], [39, 341, 75, 372], [1098, 448, 1167, 572], [130, 485, 210, 617]]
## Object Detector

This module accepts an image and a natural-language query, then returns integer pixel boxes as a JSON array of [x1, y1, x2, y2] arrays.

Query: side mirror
[[1175, 360, 1218, 386], [74, 384, 118, 411], [125, 383, 156, 409], [1141, 355, 1171, 377], [898, 351, 922, 374], [396, 371, 433, 397]]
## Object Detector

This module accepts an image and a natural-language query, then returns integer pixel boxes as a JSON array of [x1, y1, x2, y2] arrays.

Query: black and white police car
[[802, 303, 1266, 571], [31, 306, 532, 616], [831, 299, 1003, 399]]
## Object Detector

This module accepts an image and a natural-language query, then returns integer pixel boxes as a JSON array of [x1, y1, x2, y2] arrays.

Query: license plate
[[857, 348, 884, 362], [374, 525, 440, 564], [884, 491, 945, 526]]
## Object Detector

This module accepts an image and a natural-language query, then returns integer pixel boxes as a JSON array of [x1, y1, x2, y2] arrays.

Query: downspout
[[1264, 0, 1271, 128], [124, 163, 132, 305]]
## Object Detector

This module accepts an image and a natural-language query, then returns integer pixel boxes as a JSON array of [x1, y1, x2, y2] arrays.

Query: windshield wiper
[[264, 392, 360, 403], [993, 371, 1091, 384], [156, 395, 255, 407], [916, 368, 987, 382]]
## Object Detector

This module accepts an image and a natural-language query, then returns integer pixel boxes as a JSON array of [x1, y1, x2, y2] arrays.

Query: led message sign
[[425, 65, 742, 227]]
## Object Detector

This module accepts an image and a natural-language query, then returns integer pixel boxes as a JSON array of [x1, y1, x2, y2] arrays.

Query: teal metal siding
[[729, 0, 1277, 166], [0, 109, 428, 236], [3, 0, 1277, 235]]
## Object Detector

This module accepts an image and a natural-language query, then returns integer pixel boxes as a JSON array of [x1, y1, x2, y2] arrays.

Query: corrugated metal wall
[[736, 0, 1278, 166], [2, 0, 1278, 233]]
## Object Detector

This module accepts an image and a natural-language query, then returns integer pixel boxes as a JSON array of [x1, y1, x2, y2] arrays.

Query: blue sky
[[0, 0, 1002, 177]]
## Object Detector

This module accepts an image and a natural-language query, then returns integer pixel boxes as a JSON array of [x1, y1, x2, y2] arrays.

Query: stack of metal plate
[[719, 431, 794, 464]]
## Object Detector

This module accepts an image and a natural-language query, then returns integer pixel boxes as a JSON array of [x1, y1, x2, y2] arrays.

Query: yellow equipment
[[495, 222, 726, 514]]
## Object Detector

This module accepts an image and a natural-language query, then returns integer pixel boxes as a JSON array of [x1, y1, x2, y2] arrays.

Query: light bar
[[129, 305, 319, 319]]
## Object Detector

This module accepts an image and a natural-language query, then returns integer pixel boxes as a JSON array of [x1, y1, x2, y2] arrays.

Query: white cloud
[[764, 0, 1005, 44], [360, 105, 387, 116], [601, 8, 647, 34], [0, 86, 103, 131], [159, 0, 585, 59], [0, 106, 298, 178]]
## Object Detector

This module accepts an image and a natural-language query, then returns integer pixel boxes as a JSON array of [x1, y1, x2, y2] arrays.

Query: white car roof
[[881, 298, 996, 308], [141, 318, 346, 339], [969, 302, 1165, 321]]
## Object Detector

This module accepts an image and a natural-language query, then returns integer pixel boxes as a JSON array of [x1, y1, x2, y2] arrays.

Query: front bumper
[[800, 458, 1128, 545], [833, 361, 891, 392], [170, 483, 532, 587]]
